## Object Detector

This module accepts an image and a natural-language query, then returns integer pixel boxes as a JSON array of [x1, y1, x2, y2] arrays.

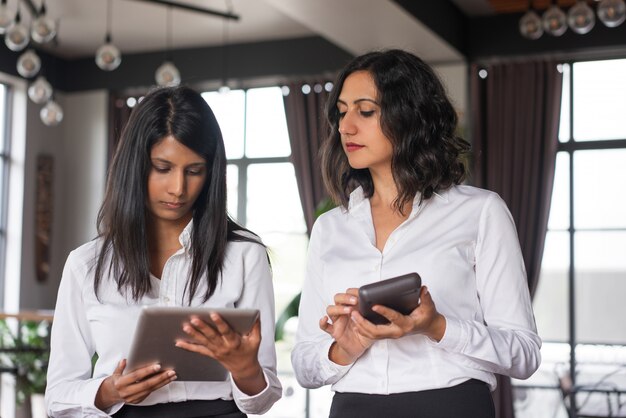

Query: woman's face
[[146, 135, 207, 227], [337, 70, 393, 173]]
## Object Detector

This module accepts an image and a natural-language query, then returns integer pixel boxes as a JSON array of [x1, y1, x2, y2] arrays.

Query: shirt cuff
[[426, 315, 466, 352], [318, 339, 353, 380], [231, 369, 282, 414]]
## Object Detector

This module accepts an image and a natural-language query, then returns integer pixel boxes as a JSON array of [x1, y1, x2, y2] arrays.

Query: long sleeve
[[230, 242, 282, 414], [430, 193, 542, 379], [45, 250, 112, 418], [291, 216, 353, 389]]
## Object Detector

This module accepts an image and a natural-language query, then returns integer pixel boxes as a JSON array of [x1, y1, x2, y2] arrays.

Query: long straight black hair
[[95, 86, 259, 303]]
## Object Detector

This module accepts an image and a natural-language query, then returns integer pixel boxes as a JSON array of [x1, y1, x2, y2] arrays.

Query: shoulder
[[227, 230, 267, 259], [65, 239, 102, 271]]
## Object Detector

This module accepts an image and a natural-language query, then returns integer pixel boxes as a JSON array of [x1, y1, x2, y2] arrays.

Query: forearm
[[231, 362, 267, 396]]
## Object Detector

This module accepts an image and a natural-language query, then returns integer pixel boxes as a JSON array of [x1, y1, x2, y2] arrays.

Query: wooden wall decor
[[35, 154, 53, 283]]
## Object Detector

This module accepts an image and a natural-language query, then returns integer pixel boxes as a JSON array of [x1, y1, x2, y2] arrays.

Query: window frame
[[0, 83, 12, 308]]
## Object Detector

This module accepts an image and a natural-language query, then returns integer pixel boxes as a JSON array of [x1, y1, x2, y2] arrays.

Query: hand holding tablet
[[125, 307, 260, 381], [358, 273, 422, 325]]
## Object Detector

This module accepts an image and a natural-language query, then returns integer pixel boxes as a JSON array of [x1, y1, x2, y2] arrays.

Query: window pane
[[534, 231, 569, 342], [575, 231, 626, 344], [558, 63, 570, 143], [226, 164, 238, 222], [202, 90, 245, 159], [547, 152, 569, 230], [573, 59, 626, 141], [246, 163, 306, 234], [573, 149, 626, 229], [245, 87, 291, 158]]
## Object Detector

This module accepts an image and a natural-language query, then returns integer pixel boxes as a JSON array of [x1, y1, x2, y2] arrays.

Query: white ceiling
[[12, 0, 493, 61]]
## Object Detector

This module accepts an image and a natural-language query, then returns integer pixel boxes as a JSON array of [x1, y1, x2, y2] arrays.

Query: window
[[0, 83, 10, 307], [515, 59, 626, 418]]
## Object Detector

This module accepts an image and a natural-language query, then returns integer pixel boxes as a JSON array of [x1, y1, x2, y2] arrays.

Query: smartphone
[[358, 272, 422, 325]]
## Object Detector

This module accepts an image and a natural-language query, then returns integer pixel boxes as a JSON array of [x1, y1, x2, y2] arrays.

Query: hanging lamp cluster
[[520, 0, 626, 40], [0, 0, 61, 126]]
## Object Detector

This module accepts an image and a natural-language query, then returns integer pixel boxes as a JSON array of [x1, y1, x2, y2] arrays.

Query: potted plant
[[0, 318, 50, 406]]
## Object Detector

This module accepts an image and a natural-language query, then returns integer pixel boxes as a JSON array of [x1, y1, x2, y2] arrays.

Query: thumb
[[420, 286, 433, 305], [113, 359, 126, 376]]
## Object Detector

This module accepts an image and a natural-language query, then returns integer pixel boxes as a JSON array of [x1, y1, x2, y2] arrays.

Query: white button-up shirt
[[45, 223, 282, 417], [292, 185, 541, 394]]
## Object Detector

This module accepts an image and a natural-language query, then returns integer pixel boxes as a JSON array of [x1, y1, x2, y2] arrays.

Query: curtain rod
[[127, 0, 239, 20]]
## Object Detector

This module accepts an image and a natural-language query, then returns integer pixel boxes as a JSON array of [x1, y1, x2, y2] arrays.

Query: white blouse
[[292, 185, 541, 394], [45, 222, 282, 417]]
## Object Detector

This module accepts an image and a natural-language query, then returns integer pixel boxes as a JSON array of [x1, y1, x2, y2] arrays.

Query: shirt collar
[[347, 186, 451, 216], [179, 220, 193, 251]]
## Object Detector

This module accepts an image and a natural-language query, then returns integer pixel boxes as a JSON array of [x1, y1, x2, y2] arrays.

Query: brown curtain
[[283, 82, 330, 235], [470, 61, 563, 418], [108, 92, 133, 165]]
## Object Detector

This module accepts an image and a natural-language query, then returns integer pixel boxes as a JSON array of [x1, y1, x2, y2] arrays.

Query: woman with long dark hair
[[292, 49, 541, 418], [45, 86, 281, 417]]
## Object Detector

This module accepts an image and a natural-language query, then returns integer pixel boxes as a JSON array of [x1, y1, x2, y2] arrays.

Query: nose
[[168, 169, 186, 197], [338, 111, 356, 136]]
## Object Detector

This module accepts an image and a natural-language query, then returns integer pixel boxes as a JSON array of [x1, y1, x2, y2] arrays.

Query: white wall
[[434, 62, 469, 136], [18, 90, 108, 310]]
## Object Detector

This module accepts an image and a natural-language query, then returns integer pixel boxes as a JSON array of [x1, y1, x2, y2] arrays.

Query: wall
[[18, 90, 108, 310], [433, 62, 468, 134]]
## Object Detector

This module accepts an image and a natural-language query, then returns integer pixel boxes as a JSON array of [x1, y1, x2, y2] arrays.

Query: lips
[[345, 142, 364, 152], [162, 201, 186, 209]]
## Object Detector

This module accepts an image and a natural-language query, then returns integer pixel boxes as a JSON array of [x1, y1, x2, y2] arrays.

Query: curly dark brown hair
[[320, 49, 470, 212]]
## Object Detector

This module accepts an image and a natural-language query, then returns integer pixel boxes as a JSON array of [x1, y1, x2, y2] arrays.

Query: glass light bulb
[[567, 1, 595, 34], [519, 10, 544, 39], [40, 100, 63, 126], [95, 42, 122, 71], [31, 15, 57, 43], [17, 49, 41, 78], [5, 21, 29, 51], [0, 2, 12, 34], [597, 0, 626, 27], [542, 5, 568, 36], [155, 61, 181, 87], [28, 76, 52, 104]]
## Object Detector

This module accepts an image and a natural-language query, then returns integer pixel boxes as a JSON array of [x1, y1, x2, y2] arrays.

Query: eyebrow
[[337, 98, 380, 106], [151, 158, 206, 167]]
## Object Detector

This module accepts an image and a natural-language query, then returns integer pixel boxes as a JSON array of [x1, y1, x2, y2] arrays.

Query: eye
[[360, 110, 375, 117], [153, 165, 170, 173], [186, 168, 204, 176], [338, 111, 346, 119]]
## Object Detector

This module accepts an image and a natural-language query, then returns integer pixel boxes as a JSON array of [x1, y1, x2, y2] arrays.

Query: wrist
[[425, 314, 446, 342], [95, 377, 118, 410], [328, 341, 358, 365]]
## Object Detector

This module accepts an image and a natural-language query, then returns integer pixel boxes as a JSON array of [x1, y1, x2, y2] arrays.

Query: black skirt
[[329, 379, 495, 418], [112, 399, 246, 418]]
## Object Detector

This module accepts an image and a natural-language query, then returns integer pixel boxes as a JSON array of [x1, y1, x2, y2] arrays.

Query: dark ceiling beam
[[127, 0, 240, 20], [392, 0, 469, 57], [468, 12, 626, 61]]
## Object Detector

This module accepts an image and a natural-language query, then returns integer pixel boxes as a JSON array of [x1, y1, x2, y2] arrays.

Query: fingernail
[[343, 307, 351, 313], [349, 297, 357, 304], [154, 364, 161, 371], [168, 370, 176, 377]]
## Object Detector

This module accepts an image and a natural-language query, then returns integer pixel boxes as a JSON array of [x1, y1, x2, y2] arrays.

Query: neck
[[147, 214, 191, 254], [369, 167, 411, 215]]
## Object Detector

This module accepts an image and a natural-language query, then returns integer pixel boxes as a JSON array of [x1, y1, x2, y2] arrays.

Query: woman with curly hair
[[291, 49, 540, 418]]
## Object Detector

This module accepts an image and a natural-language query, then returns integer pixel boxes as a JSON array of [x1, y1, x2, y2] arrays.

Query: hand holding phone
[[358, 273, 422, 325]]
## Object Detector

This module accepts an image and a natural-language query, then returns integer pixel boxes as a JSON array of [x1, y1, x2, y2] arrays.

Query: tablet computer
[[126, 306, 259, 381], [358, 272, 422, 325]]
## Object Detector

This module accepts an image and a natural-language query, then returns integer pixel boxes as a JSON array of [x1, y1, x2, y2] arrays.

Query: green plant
[[0, 319, 50, 404]]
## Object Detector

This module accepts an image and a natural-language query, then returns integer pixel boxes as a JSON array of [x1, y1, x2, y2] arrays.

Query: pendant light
[[95, 0, 121, 71], [568, 0, 595, 34], [16, 48, 41, 78], [5, 7, 29, 51], [28, 75, 53, 104], [40, 98, 63, 126], [519, 1, 544, 39], [155, 6, 180, 87], [542, 1, 568, 36], [597, 0, 626, 27], [0, 0, 13, 34], [31, 0, 57, 44]]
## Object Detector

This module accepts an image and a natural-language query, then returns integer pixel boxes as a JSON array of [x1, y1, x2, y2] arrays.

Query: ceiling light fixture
[[0, 0, 13, 34], [5, 6, 29, 51], [155, 5, 180, 87], [31, 0, 57, 44], [95, 0, 122, 71], [28, 75, 53, 104], [218, 0, 233, 94], [40, 97, 63, 126], [521, 0, 625, 39], [16, 48, 41, 78]]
